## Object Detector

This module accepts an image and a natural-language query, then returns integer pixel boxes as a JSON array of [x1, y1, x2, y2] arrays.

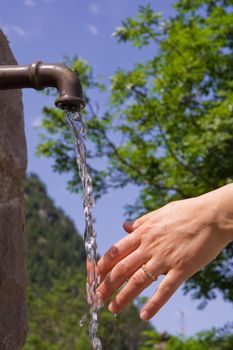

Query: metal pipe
[[0, 61, 85, 111]]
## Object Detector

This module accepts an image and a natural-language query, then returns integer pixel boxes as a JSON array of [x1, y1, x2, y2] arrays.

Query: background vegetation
[[24, 0, 233, 348], [23, 174, 233, 349], [23, 173, 151, 349]]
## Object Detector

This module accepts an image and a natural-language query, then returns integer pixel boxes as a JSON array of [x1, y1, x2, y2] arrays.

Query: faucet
[[0, 61, 85, 111]]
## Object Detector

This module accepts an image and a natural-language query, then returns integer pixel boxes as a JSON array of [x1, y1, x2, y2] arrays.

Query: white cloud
[[24, 0, 55, 5], [24, 0, 36, 6], [86, 23, 99, 36], [32, 116, 42, 128], [89, 3, 103, 15], [0, 23, 28, 38], [0, 22, 9, 35], [12, 26, 26, 37]]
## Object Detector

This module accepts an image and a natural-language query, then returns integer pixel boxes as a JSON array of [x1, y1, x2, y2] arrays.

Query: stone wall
[[0, 29, 27, 349]]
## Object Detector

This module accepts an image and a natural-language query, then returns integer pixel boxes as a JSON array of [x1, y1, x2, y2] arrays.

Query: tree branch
[[87, 100, 188, 198]]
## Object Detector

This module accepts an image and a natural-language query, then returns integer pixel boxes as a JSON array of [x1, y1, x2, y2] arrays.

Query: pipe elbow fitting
[[30, 62, 85, 112]]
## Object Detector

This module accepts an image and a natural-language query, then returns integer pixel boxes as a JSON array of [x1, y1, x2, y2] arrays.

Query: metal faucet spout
[[0, 61, 85, 112]]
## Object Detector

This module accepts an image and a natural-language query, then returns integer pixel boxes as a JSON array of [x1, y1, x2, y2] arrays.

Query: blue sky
[[1, 0, 232, 337]]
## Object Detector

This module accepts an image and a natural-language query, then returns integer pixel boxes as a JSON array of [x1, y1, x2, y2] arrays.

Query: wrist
[[204, 184, 233, 246]]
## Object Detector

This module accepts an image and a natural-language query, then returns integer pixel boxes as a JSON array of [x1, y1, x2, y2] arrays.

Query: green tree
[[37, 0, 233, 305], [24, 273, 151, 350], [23, 174, 151, 349], [23, 173, 86, 288], [139, 323, 233, 350]]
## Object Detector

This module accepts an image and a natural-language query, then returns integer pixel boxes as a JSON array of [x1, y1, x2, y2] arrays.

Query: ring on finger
[[141, 264, 157, 281]]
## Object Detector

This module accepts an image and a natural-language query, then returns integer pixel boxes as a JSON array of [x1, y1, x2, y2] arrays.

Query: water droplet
[[79, 314, 87, 327]]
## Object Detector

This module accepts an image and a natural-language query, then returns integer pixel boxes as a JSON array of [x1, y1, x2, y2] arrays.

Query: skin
[[96, 184, 233, 321]]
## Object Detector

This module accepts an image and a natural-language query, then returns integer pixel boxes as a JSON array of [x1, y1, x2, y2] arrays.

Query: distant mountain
[[23, 173, 151, 350], [23, 173, 86, 288]]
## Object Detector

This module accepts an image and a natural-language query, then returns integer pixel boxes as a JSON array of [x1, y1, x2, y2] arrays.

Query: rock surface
[[0, 29, 27, 349]]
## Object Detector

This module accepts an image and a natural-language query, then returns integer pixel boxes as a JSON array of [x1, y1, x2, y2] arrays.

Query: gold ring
[[141, 264, 157, 281]]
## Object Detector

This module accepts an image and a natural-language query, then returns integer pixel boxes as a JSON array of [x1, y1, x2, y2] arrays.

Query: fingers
[[108, 261, 158, 313], [96, 249, 145, 302], [140, 269, 184, 321], [86, 258, 96, 285], [98, 233, 140, 280], [123, 212, 152, 233], [123, 221, 136, 233]]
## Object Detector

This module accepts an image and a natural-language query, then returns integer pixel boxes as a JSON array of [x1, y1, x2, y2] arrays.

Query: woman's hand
[[96, 185, 233, 320]]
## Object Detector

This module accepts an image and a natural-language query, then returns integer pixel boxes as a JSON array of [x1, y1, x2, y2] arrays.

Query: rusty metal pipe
[[0, 61, 85, 111]]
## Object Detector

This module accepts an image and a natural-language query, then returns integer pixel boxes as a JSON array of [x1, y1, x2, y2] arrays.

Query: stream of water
[[65, 110, 102, 350]]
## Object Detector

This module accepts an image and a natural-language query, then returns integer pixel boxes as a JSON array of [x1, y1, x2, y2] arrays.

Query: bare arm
[[96, 184, 233, 320]]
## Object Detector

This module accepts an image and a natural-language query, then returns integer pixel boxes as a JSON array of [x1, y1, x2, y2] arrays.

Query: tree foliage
[[139, 323, 233, 350], [23, 173, 86, 288], [23, 174, 151, 349], [37, 0, 233, 305]]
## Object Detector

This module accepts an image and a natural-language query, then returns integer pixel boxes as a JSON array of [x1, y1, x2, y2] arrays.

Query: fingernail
[[140, 310, 149, 320], [108, 303, 114, 312], [123, 221, 133, 230]]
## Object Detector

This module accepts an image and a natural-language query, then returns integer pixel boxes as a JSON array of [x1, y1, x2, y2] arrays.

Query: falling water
[[65, 110, 102, 350]]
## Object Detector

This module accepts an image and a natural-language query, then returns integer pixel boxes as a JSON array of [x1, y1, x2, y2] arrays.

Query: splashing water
[[65, 110, 102, 350]]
